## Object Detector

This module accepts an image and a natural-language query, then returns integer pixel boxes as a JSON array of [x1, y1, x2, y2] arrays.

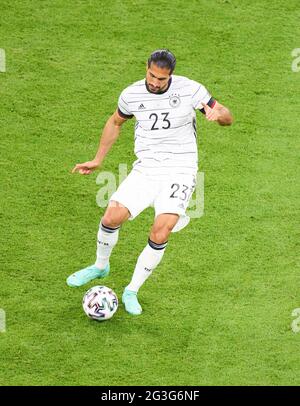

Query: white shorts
[[109, 169, 196, 229]]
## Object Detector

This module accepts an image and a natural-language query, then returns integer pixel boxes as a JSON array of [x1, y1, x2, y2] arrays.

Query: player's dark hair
[[147, 49, 176, 74]]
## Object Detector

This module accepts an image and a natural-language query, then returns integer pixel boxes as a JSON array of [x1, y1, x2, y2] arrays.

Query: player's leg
[[123, 173, 196, 314], [95, 201, 131, 270], [66, 202, 130, 287], [122, 213, 179, 315], [67, 169, 156, 288], [97, 170, 158, 273]]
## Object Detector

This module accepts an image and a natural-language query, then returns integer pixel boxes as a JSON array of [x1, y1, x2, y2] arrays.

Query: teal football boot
[[66, 263, 110, 287], [122, 289, 142, 315]]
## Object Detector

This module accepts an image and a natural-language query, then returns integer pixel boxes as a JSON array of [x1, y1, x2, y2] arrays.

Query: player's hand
[[71, 159, 101, 175], [201, 102, 221, 122]]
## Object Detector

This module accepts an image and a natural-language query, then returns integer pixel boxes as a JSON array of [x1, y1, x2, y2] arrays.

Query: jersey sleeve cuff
[[117, 108, 134, 119], [199, 97, 216, 114]]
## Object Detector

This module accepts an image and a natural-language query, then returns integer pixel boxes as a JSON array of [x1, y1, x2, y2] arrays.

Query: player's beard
[[147, 82, 161, 93], [146, 79, 170, 94]]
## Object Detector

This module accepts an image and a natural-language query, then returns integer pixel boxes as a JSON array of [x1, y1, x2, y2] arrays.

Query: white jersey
[[118, 75, 213, 177]]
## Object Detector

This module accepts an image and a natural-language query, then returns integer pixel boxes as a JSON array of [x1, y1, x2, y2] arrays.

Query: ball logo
[[169, 94, 181, 108]]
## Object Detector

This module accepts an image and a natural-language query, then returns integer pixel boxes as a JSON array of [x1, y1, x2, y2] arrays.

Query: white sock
[[126, 238, 168, 292], [95, 221, 120, 269]]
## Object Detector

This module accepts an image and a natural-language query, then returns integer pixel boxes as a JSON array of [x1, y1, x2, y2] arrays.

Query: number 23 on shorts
[[169, 181, 195, 202]]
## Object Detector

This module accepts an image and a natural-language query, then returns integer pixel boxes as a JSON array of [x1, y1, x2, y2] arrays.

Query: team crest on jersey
[[169, 94, 181, 108]]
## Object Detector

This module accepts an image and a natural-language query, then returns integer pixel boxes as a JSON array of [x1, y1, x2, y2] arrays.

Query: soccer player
[[67, 49, 233, 315]]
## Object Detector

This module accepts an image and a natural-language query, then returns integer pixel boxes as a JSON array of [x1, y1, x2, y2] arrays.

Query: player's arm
[[201, 100, 233, 126], [72, 110, 128, 175]]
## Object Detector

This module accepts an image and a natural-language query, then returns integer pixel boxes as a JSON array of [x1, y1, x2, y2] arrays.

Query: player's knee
[[149, 228, 170, 244], [101, 214, 122, 229], [102, 203, 131, 227]]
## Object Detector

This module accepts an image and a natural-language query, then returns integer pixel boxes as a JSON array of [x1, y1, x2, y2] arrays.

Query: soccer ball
[[82, 286, 118, 321]]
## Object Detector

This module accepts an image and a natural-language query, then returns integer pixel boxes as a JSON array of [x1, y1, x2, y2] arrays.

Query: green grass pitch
[[0, 0, 299, 386]]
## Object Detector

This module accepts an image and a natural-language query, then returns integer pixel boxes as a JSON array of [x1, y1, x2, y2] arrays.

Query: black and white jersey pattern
[[118, 75, 213, 177]]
